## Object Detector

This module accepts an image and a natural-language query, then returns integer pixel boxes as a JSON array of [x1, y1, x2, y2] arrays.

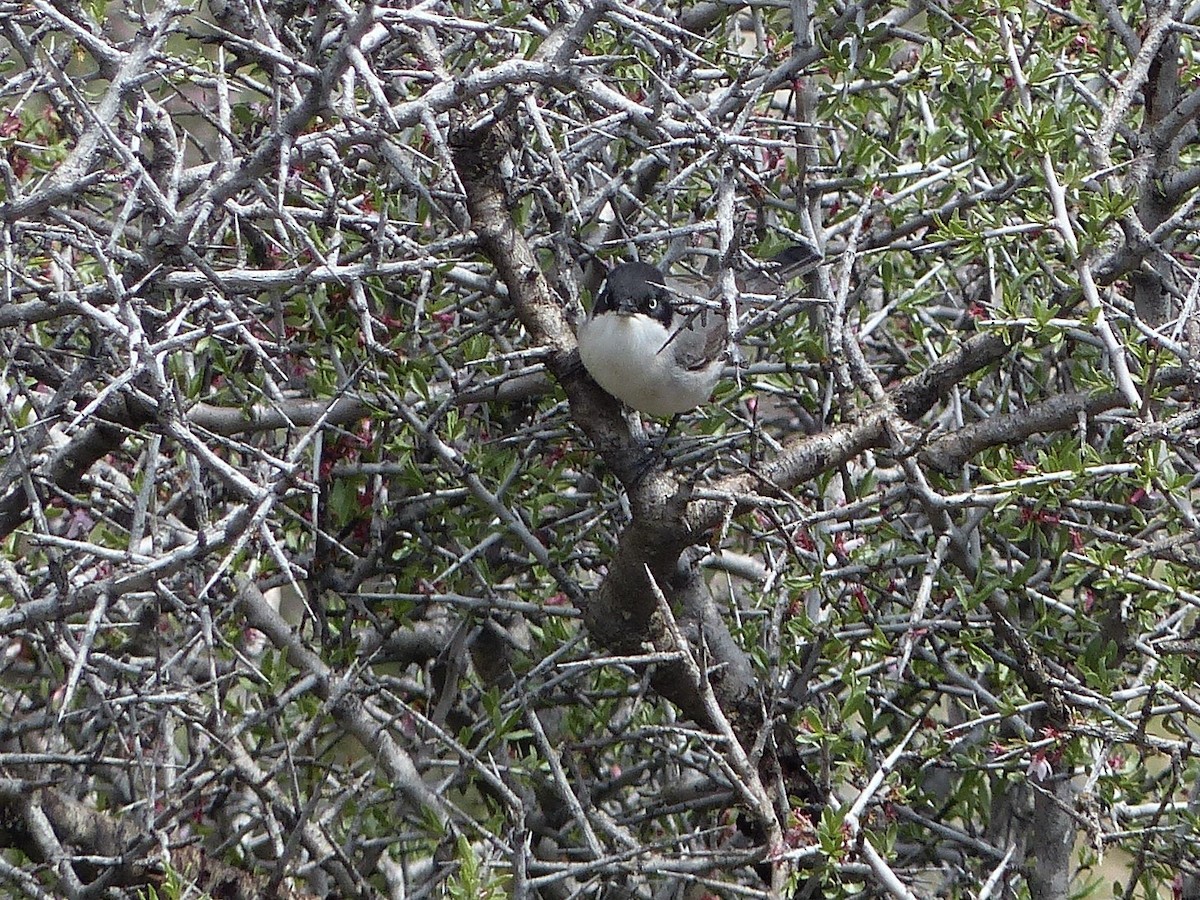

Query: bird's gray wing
[[663, 274, 728, 371], [665, 308, 728, 371]]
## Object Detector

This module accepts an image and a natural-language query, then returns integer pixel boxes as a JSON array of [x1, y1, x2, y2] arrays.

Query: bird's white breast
[[578, 313, 723, 416]]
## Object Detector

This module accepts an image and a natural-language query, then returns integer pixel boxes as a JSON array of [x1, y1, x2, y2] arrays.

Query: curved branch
[[682, 330, 1015, 532], [451, 121, 652, 486]]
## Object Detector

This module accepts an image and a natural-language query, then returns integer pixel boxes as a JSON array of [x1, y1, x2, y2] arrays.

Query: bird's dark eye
[[645, 296, 659, 311]]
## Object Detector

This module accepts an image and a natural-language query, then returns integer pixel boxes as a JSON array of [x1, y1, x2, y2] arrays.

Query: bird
[[578, 261, 725, 416], [577, 244, 820, 417]]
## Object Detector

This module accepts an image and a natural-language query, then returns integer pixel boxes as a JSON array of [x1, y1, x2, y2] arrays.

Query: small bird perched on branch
[[577, 243, 821, 416]]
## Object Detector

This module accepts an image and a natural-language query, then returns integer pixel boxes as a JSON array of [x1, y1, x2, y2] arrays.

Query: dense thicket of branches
[[2, 0, 1200, 897]]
